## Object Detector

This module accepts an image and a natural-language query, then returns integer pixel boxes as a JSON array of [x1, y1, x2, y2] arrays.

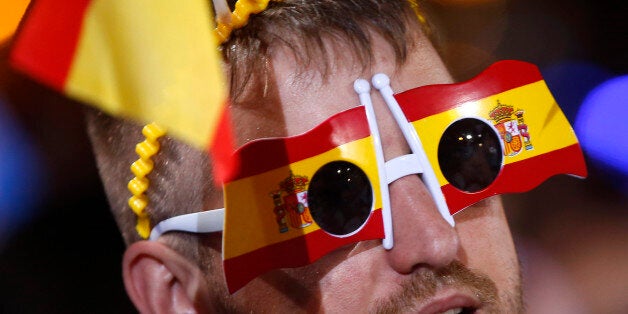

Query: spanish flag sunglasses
[[149, 60, 587, 293]]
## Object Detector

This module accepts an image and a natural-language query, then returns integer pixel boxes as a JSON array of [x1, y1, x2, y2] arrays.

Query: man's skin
[[122, 23, 522, 314]]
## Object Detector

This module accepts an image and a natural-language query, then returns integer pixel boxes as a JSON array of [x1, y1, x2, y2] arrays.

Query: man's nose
[[384, 171, 461, 274], [364, 76, 461, 273]]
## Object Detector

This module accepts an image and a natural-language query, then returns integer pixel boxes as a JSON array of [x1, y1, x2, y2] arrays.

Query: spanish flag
[[10, 0, 234, 180], [222, 106, 385, 293], [394, 60, 587, 214]]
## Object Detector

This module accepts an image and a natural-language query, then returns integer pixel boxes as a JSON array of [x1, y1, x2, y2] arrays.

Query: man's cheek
[[455, 204, 519, 292]]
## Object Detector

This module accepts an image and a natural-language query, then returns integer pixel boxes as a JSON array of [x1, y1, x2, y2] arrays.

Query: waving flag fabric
[[222, 106, 385, 293], [394, 60, 587, 213], [10, 0, 234, 180]]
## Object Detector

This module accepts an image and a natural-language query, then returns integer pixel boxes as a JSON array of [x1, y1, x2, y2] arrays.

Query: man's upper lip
[[415, 288, 481, 314]]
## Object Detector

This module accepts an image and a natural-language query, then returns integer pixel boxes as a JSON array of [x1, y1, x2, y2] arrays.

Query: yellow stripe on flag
[[65, 0, 226, 149], [223, 136, 382, 260], [413, 81, 579, 186]]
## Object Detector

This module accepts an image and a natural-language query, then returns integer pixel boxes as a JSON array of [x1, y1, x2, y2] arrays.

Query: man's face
[[206, 30, 522, 312]]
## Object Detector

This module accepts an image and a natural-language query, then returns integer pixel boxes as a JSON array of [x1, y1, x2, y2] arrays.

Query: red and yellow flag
[[394, 60, 587, 213], [10, 0, 234, 180], [222, 106, 385, 293]]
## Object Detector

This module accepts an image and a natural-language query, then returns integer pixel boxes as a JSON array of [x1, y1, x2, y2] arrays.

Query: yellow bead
[[136, 218, 151, 239], [128, 177, 149, 195], [128, 195, 148, 216]]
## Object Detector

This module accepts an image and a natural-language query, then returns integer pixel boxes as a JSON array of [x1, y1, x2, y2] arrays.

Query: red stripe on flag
[[228, 106, 370, 182], [444, 143, 587, 214], [223, 209, 384, 293], [395, 60, 545, 121], [210, 103, 238, 183], [10, 0, 92, 91]]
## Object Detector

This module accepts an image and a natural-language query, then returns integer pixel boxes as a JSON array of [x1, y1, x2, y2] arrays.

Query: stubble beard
[[207, 258, 523, 313], [373, 260, 523, 313]]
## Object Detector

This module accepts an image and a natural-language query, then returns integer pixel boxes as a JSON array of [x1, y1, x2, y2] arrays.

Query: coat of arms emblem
[[269, 171, 313, 233], [488, 100, 533, 156]]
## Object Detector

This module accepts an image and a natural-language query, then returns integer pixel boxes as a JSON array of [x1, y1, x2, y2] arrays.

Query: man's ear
[[122, 240, 211, 313]]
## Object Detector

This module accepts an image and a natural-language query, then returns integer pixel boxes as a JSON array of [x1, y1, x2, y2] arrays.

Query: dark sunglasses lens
[[438, 118, 503, 192], [307, 161, 373, 236]]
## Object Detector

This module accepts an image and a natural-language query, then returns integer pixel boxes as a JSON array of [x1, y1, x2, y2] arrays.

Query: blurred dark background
[[1, 0, 626, 313], [0, 35, 134, 313], [427, 1, 627, 312]]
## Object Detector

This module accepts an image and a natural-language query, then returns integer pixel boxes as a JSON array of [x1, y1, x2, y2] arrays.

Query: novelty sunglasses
[[149, 60, 586, 292]]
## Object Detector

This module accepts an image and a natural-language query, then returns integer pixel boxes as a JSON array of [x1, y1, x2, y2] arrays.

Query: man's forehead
[[231, 47, 365, 145], [232, 36, 441, 145]]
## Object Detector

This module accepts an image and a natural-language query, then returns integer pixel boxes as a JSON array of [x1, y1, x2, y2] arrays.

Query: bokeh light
[[575, 75, 628, 182], [0, 97, 45, 249], [542, 61, 613, 124], [0, 0, 31, 43]]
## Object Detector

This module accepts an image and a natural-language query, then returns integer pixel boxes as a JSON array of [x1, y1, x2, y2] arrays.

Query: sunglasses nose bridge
[[384, 154, 422, 184], [355, 77, 455, 251], [371, 73, 455, 229]]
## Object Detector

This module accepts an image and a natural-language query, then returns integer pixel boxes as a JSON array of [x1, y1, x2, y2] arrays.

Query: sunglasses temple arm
[[354, 79, 394, 250], [149, 208, 225, 241], [372, 74, 455, 227]]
